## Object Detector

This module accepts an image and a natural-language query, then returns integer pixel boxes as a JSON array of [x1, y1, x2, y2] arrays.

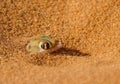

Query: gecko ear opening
[[26, 43, 31, 52]]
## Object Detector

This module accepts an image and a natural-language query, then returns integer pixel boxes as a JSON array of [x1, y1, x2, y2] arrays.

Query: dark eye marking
[[41, 42, 50, 50]]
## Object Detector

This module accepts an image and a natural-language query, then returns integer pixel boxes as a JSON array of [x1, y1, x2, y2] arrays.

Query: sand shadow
[[51, 48, 90, 56], [27, 48, 90, 66]]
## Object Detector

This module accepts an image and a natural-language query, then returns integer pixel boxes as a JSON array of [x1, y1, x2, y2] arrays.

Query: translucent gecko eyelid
[[26, 35, 62, 54]]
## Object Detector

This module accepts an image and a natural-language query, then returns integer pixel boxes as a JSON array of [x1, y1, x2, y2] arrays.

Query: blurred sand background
[[0, 0, 120, 84]]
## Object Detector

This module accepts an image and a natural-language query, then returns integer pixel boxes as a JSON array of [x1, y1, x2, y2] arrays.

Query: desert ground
[[0, 0, 120, 84]]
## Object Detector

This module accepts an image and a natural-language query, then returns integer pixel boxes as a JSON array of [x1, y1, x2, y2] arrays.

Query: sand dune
[[0, 0, 120, 84]]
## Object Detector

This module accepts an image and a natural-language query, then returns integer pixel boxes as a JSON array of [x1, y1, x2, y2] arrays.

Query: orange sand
[[0, 0, 120, 84]]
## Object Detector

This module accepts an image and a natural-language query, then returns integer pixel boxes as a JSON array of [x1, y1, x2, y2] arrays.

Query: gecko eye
[[41, 42, 50, 50]]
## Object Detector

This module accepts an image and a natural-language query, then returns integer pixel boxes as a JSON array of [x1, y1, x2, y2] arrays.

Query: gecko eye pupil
[[41, 42, 50, 50]]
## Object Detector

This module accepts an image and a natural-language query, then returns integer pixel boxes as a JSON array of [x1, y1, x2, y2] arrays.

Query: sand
[[0, 0, 120, 84]]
